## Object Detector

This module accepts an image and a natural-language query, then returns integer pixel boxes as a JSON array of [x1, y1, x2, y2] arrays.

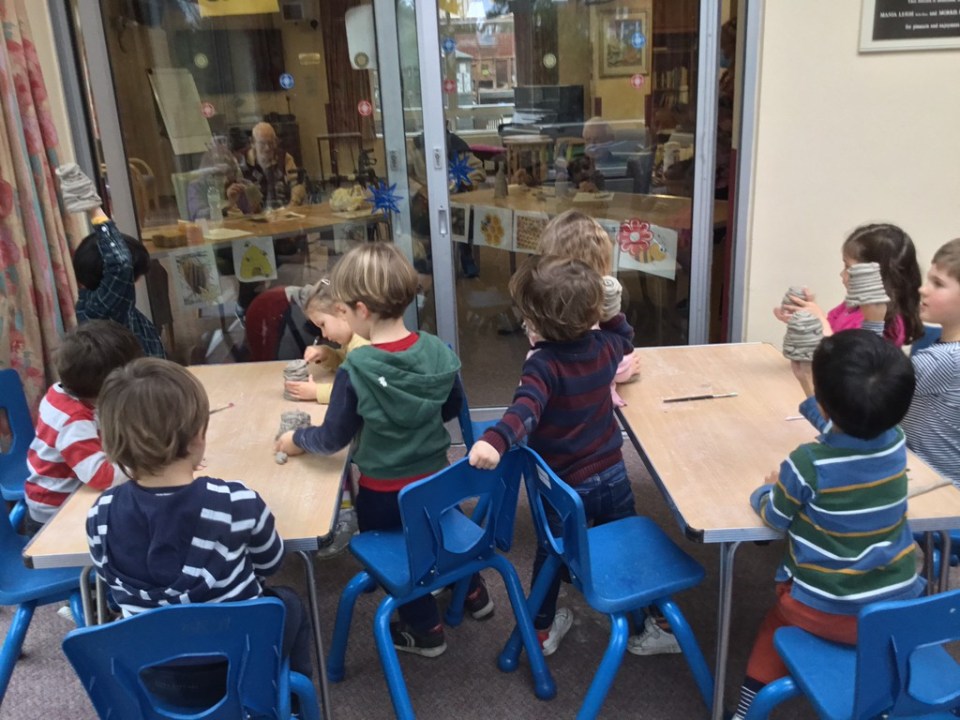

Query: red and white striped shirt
[[25, 384, 127, 524]]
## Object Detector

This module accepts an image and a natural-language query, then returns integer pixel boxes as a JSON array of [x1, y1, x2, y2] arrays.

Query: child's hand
[[784, 293, 832, 336], [303, 345, 329, 364], [861, 301, 887, 324], [764, 469, 778, 486], [790, 360, 814, 398], [274, 431, 303, 456], [285, 380, 318, 401], [468, 440, 501, 470]]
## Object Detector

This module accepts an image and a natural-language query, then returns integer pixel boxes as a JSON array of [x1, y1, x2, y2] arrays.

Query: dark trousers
[[264, 585, 314, 679]]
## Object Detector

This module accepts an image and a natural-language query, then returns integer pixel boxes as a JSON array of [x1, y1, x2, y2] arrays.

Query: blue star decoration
[[369, 180, 403, 216], [448, 153, 474, 192]]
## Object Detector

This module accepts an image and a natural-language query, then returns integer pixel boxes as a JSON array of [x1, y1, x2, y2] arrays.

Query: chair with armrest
[[326, 450, 555, 719], [498, 447, 714, 720], [0, 368, 34, 528], [743, 589, 960, 720], [62, 597, 319, 720]]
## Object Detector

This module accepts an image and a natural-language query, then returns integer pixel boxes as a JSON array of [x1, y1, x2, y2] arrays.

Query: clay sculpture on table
[[275, 409, 312, 465], [282, 360, 310, 401]]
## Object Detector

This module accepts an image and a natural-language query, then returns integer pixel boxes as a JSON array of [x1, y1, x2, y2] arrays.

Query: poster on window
[[171, 246, 224, 308], [231, 237, 277, 283], [450, 203, 470, 244], [512, 211, 550, 254], [860, 0, 960, 52], [199, 0, 280, 18], [596, 218, 622, 271], [472, 206, 513, 251], [615, 220, 678, 280]]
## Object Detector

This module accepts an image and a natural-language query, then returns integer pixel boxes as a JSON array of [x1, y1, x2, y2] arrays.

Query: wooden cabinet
[[650, 0, 698, 112]]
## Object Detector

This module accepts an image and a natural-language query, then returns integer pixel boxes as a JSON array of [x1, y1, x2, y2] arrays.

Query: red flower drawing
[[617, 219, 653, 260]]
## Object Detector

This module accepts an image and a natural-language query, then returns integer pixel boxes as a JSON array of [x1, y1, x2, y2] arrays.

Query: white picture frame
[[450, 203, 470, 244], [471, 206, 513, 251]]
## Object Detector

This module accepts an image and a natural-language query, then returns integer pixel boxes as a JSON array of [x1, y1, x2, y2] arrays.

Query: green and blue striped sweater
[[750, 425, 923, 615]]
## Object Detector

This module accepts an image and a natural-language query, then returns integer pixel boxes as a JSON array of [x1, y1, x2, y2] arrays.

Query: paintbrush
[[662, 392, 738, 404]]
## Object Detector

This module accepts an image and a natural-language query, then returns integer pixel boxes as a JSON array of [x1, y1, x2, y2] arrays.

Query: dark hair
[[56, 320, 143, 399], [812, 329, 915, 439], [509, 255, 602, 342], [842, 224, 923, 344], [73, 232, 150, 290]]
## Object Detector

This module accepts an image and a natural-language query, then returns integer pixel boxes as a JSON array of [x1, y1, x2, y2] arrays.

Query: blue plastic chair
[[0, 504, 84, 707], [0, 369, 34, 528], [744, 589, 960, 720], [326, 451, 555, 719], [456, 384, 497, 450], [499, 447, 714, 720], [911, 324, 942, 356], [62, 597, 319, 720]]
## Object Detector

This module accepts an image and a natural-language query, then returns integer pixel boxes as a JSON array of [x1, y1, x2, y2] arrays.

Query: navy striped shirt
[[86, 477, 283, 617], [901, 341, 960, 487], [481, 318, 634, 485]]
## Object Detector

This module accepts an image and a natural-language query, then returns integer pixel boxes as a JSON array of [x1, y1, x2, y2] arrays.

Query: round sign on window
[[194, 53, 209, 69], [279, 73, 295, 90], [358, 100, 373, 117], [542, 53, 557, 69], [354, 52, 370, 69], [201, 102, 216, 118]]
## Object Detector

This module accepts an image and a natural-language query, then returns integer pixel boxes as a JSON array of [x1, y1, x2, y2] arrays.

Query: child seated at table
[[468, 255, 636, 656], [275, 242, 491, 658], [86, 358, 313, 684], [731, 329, 923, 719], [23, 320, 141, 534], [284, 276, 370, 403]]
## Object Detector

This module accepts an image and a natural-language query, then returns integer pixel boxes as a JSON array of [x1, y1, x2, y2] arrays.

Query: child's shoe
[[627, 615, 681, 655], [56, 163, 101, 213], [390, 622, 447, 658], [537, 607, 573, 656], [465, 578, 494, 620], [316, 507, 357, 559]]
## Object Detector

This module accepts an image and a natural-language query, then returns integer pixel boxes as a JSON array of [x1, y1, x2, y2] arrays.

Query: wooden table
[[616, 343, 960, 720], [23, 361, 348, 720]]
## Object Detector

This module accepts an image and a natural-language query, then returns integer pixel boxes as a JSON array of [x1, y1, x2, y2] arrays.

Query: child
[[275, 242, 489, 657], [776, 223, 923, 347], [284, 277, 370, 403], [87, 358, 313, 683], [468, 255, 636, 655], [60, 163, 166, 358], [731, 329, 922, 719], [536, 210, 641, 404], [24, 320, 141, 534]]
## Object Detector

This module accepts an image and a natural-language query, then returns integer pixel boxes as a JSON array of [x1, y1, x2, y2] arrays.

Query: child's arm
[[246, 494, 284, 577], [912, 344, 959, 398], [441, 374, 465, 422], [274, 369, 361, 455], [57, 415, 126, 490], [750, 451, 814, 533], [82, 216, 136, 322]]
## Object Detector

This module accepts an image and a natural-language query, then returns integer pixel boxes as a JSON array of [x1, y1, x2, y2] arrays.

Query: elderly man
[[242, 122, 305, 209]]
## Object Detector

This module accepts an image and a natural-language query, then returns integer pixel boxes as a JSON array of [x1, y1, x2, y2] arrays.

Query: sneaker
[[316, 507, 357, 559], [537, 607, 573, 657], [390, 622, 447, 658], [56, 604, 76, 623], [465, 579, 495, 621], [627, 615, 682, 656]]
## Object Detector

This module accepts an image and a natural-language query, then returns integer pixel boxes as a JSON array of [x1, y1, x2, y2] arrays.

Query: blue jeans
[[531, 460, 636, 630]]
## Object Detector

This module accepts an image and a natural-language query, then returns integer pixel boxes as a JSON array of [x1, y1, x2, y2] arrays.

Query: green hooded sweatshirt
[[342, 332, 461, 481]]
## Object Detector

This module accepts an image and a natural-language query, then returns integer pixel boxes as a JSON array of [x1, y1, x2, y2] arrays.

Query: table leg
[[297, 549, 333, 720], [712, 540, 742, 720], [95, 573, 109, 625], [80, 566, 96, 627], [925, 532, 937, 595], [939, 530, 952, 593]]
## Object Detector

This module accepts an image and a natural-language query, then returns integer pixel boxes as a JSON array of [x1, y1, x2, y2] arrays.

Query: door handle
[[437, 207, 448, 237]]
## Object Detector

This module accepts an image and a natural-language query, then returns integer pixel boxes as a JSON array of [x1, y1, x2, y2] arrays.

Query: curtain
[[0, 0, 81, 413]]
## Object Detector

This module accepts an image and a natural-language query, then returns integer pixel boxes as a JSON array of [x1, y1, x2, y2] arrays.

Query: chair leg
[[372, 595, 416, 720], [489, 555, 556, 700], [576, 613, 629, 720], [69, 591, 85, 629], [0, 602, 37, 703], [289, 671, 322, 720], [444, 575, 472, 627], [743, 676, 800, 720], [497, 554, 563, 672], [656, 597, 714, 710], [8, 501, 24, 530], [326, 571, 376, 682]]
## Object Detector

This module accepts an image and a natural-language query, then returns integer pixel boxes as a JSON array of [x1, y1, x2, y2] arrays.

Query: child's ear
[[354, 301, 371, 319]]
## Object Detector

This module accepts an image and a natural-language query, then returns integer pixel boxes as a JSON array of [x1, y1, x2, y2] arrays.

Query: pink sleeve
[[827, 303, 863, 333]]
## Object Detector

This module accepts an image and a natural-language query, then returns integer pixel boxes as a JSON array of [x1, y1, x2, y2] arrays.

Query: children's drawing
[[596, 218, 622, 271], [616, 219, 678, 280], [232, 237, 277, 282], [512, 211, 550, 254], [450, 203, 470, 244], [472, 206, 512, 250], [172, 246, 223, 308]]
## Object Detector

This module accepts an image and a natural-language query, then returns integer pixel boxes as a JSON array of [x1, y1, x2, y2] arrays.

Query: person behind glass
[[87, 359, 313, 690], [274, 242, 494, 657], [59, 163, 166, 358], [242, 121, 305, 210], [187, 137, 262, 221], [730, 330, 922, 719], [468, 255, 636, 657]]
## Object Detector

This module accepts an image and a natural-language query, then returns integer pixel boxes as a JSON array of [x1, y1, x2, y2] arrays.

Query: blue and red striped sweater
[[481, 316, 634, 485]]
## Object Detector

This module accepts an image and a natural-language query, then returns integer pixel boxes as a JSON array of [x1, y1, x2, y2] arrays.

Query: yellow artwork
[[198, 0, 280, 18], [239, 244, 275, 280]]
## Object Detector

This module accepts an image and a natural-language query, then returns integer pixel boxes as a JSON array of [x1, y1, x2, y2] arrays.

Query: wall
[[744, 1, 960, 346], [23, 2, 74, 164]]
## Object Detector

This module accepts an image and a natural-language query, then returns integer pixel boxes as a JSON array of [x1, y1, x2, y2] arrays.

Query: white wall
[[743, 0, 960, 346]]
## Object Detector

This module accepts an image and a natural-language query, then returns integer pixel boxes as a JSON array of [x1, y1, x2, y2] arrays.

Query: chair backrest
[[398, 451, 523, 593], [519, 447, 592, 593], [910, 324, 942, 356], [62, 598, 291, 719], [854, 589, 960, 718], [456, 377, 477, 449], [0, 368, 35, 469]]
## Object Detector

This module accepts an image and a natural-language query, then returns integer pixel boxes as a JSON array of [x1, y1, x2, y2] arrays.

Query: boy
[[731, 329, 923, 719], [58, 163, 165, 358], [87, 358, 312, 681], [24, 319, 141, 533], [468, 255, 635, 655], [275, 242, 488, 657]]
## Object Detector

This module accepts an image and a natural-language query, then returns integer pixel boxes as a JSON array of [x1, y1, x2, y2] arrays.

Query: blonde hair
[[510, 255, 602, 342], [98, 359, 209, 480], [331, 241, 418, 319], [538, 210, 613, 275], [933, 238, 960, 283], [305, 276, 336, 314]]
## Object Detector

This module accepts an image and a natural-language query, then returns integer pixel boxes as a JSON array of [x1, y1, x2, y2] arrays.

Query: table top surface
[[617, 343, 959, 543], [23, 361, 349, 569]]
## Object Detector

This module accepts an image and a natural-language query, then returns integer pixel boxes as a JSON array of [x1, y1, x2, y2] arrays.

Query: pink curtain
[[0, 0, 82, 413]]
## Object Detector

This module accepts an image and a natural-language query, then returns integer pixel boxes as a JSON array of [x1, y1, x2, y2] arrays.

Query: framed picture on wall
[[598, 10, 649, 77]]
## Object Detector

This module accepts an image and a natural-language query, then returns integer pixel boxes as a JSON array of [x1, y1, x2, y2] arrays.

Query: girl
[[284, 277, 370, 402], [776, 223, 923, 347]]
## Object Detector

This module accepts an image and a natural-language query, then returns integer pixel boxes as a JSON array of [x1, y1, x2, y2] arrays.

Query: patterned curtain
[[0, 0, 81, 413]]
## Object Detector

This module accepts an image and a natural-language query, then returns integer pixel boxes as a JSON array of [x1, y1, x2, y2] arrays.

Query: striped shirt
[[480, 318, 634, 485], [25, 384, 127, 524], [752, 426, 923, 615], [901, 341, 960, 488], [86, 477, 283, 618]]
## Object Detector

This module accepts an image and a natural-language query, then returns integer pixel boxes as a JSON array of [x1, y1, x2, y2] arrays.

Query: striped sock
[[734, 677, 764, 719]]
